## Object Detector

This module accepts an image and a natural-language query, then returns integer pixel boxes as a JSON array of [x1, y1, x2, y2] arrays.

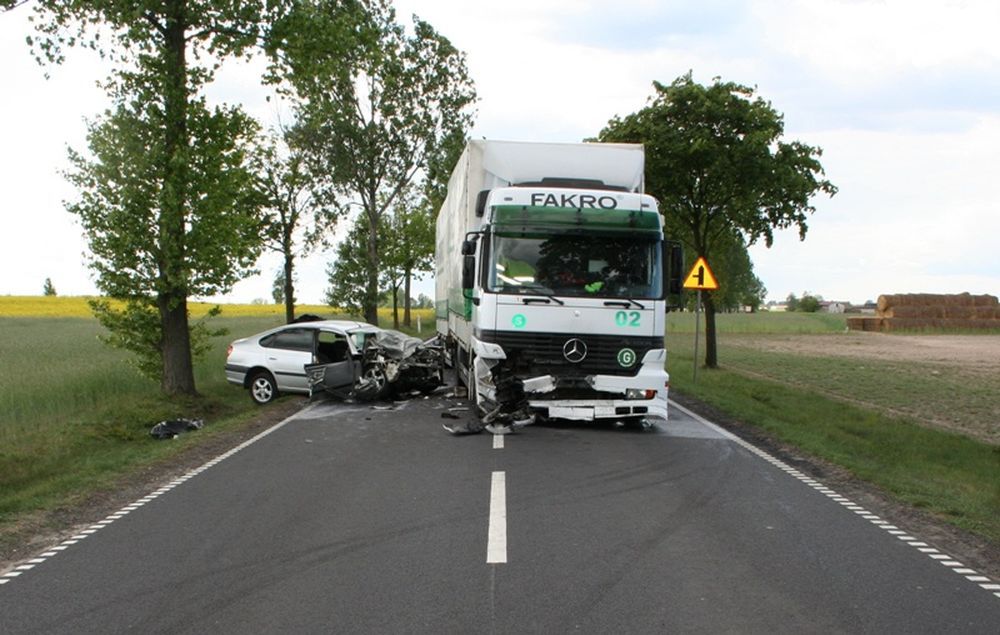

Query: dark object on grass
[[150, 418, 204, 440], [292, 314, 324, 323]]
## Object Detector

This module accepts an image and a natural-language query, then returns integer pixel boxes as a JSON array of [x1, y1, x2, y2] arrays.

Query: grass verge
[[667, 350, 1000, 544]]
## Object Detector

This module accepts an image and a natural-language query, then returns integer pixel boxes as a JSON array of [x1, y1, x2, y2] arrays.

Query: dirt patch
[[729, 332, 1000, 376], [0, 397, 306, 575], [671, 392, 1000, 583]]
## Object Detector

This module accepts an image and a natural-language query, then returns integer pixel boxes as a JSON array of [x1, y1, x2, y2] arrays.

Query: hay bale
[[847, 317, 883, 331], [976, 307, 1000, 320], [877, 293, 999, 314], [883, 317, 1000, 331], [942, 306, 978, 320], [882, 306, 947, 319]]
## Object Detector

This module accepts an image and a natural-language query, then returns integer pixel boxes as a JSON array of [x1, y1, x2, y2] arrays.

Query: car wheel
[[356, 366, 387, 401], [249, 370, 278, 405]]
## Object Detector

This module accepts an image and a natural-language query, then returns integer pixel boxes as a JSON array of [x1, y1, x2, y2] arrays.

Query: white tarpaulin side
[[471, 139, 645, 193]]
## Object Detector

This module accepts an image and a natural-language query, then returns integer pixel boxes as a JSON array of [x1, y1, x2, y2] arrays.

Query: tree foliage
[[9, 0, 285, 394], [253, 126, 336, 323], [380, 184, 436, 327], [325, 216, 371, 317], [598, 73, 836, 366], [270, 0, 476, 325], [66, 95, 264, 384], [706, 229, 767, 312], [787, 292, 823, 313]]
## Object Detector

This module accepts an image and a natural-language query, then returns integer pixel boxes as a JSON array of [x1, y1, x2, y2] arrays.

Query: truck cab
[[461, 186, 678, 423]]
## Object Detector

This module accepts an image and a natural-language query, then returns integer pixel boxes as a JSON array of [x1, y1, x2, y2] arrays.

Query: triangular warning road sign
[[683, 257, 719, 291]]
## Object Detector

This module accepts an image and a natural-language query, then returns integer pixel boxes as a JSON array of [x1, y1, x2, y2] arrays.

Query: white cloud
[[1, 0, 997, 308]]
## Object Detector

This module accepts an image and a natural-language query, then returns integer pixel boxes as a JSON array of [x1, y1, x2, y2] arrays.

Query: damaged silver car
[[225, 320, 444, 404], [306, 329, 445, 401]]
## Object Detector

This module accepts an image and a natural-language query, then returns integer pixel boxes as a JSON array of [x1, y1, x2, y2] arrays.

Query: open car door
[[306, 331, 361, 399], [305, 359, 360, 399]]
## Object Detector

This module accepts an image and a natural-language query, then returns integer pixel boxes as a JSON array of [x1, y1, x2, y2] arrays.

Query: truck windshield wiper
[[604, 298, 646, 310], [522, 294, 565, 306], [519, 283, 564, 305]]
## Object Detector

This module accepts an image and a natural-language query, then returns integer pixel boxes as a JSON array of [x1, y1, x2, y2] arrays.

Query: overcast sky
[[2, 0, 997, 305]]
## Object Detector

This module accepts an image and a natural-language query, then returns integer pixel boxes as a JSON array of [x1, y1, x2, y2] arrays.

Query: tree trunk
[[703, 291, 719, 369], [403, 267, 412, 327], [158, 0, 197, 396], [159, 292, 196, 395], [364, 207, 380, 325], [392, 285, 399, 329], [283, 252, 295, 324]]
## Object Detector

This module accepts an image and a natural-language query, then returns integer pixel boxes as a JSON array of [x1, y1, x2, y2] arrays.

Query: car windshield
[[348, 328, 379, 352], [487, 233, 662, 299]]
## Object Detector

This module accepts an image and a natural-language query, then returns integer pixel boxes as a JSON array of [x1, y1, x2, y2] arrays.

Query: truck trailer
[[435, 139, 682, 428]]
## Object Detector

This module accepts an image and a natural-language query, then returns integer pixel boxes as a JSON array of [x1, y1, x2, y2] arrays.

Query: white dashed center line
[[487, 471, 507, 564], [493, 434, 504, 450]]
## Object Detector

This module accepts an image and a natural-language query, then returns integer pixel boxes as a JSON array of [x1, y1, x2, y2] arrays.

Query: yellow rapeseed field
[[0, 296, 433, 323]]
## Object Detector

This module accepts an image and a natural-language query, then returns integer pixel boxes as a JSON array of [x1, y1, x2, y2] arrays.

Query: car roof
[[282, 319, 377, 331]]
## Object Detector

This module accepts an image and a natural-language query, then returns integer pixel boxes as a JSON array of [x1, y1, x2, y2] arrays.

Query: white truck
[[435, 140, 683, 427]]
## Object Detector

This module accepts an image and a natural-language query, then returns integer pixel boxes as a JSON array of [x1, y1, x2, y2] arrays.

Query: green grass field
[[0, 299, 434, 529]]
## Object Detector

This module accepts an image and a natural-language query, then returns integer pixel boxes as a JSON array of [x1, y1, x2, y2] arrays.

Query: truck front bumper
[[522, 351, 669, 422], [531, 399, 667, 421]]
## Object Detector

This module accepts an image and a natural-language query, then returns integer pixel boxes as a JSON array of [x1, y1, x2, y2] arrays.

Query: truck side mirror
[[667, 241, 684, 296], [461, 239, 477, 256], [475, 190, 490, 217], [462, 254, 476, 289]]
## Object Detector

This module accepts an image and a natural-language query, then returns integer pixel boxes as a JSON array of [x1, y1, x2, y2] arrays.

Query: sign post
[[682, 257, 719, 382]]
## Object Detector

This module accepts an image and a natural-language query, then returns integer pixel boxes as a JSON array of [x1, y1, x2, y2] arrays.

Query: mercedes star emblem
[[562, 338, 588, 363]]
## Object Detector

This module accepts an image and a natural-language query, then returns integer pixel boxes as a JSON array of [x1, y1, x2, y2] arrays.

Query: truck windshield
[[487, 233, 662, 299]]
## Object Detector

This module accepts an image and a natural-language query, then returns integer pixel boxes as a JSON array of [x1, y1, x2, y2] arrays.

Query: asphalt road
[[1, 393, 998, 633]]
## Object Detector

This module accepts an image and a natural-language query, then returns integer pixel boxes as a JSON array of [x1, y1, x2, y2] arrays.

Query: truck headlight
[[626, 389, 656, 400]]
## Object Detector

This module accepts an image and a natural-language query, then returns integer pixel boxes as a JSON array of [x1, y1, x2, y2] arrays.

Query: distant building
[[819, 301, 849, 314]]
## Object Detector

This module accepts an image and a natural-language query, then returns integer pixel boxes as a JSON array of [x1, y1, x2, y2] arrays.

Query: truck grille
[[477, 330, 663, 377]]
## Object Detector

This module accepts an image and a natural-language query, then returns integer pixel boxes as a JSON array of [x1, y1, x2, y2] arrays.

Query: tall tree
[[325, 216, 373, 318], [68, 97, 264, 386], [8, 0, 287, 395], [380, 184, 436, 328], [253, 127, 336, 324], [270, 0, 476, 325], [598, 73, 836, 367]]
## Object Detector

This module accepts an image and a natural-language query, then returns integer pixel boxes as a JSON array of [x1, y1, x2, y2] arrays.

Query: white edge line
[[0, 401, 319, 586], [667, 398, 999, 598]]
